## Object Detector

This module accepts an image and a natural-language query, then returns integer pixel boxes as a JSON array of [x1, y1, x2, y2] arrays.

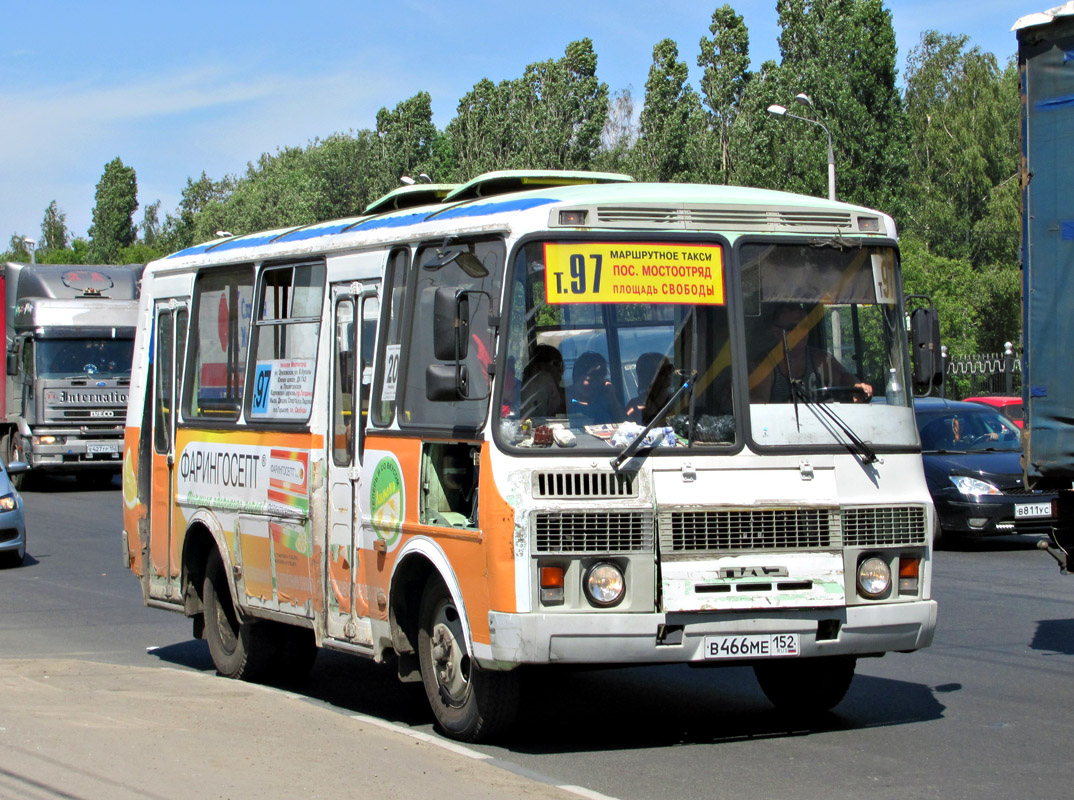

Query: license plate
[[704, 633, 800, 660], [1015, 502, 1051, 519], [88, 443, 119, 454]]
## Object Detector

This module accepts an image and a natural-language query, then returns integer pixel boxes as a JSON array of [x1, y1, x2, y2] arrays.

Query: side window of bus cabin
[[371, 248, 408, 426], [245, 261, 325, 425], [183, 266, 254, 422], [401, 238, 504, 430]]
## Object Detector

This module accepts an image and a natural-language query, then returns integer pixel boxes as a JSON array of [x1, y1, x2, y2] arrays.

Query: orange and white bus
[[123, 171, 937, 741]]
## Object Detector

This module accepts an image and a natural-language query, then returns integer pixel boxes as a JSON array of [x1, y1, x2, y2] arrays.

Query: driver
[[749, 302, 873, 403]]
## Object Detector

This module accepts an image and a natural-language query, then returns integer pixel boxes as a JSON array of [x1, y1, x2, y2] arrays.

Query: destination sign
[[543, 242, 725, 305]]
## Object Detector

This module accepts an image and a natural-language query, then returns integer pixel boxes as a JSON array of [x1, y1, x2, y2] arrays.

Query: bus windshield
[[501, 239, 736, 451], [500, 238, 917, 453], [743, 242, 916, 449]]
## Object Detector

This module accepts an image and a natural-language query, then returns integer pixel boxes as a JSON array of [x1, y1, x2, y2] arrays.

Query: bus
[[122, 170, 938, 741]]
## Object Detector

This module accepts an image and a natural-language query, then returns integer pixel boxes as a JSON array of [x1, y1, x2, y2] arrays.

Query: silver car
[[0, 460, 29, 567]]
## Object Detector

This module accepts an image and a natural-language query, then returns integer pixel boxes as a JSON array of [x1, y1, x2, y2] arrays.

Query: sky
[[0, 0, 1034, 246]]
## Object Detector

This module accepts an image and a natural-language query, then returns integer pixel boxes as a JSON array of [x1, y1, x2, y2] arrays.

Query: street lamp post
[[22, 237, 37, 265], [766, 94, 836, 201]]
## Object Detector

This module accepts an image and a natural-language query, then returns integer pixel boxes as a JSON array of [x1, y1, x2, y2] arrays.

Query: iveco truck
[[2, 262, 142, 488]]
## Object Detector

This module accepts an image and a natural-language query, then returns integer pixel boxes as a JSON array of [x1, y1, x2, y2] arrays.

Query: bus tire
[[203, 548, 271, 681], [417, 576, 518, 742], [754, 655, 856, 713]]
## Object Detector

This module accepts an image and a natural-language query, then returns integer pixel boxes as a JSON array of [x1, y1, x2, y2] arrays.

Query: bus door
[[325, 283, 378, 645], [148, 300, 187, 601]]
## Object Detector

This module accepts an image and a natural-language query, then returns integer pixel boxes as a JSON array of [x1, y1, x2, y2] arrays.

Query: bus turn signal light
[[540, 566, 565, 605], [899, 556, 920, 595]]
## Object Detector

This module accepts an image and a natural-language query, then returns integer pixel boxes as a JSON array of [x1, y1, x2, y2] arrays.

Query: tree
[[779, 0, 907, 211], [41, 201, 69, 252], [633, 39, 703, 182], [88, 157, 139, 263], [140, 201, 161, 248], [374, 92, 440, 196], [510, 39, 609, 171], [159, 172, 233, 252], [903, 32, 1019, 265], [446, 78, 515, 179], [698, 5, 751, 184]]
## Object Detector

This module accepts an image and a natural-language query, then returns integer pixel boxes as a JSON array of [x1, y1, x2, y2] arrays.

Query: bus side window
[[420, 442, 478, 529], [372, 249, 408, 426], [183, 265, 254, 421]]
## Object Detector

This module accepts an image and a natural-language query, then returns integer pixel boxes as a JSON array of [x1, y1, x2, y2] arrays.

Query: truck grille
[[533, 511, 654, 553]]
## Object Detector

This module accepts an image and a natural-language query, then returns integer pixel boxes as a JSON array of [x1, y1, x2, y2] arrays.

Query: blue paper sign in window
[[251, 362, 272, 415]]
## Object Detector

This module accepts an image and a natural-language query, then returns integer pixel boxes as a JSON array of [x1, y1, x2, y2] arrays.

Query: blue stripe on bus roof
[[165, 195, 562, 260]]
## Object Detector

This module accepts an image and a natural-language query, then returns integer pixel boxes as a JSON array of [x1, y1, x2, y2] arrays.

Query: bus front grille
[[533, 471, 637, 499], [658, 505, 929, 555], [841, 506, 928, 546], [660, 508, 835, 554], [533, 511, 654, 554]]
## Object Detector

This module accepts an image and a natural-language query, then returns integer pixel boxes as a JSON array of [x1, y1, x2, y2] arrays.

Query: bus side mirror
[[426, 363, 470, 401], [910, 307, 943, 391], [6, 350, 17, 377], [433, 287, 469, 362]]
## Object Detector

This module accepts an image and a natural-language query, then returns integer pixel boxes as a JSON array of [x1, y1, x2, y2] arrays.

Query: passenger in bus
[[625, 352, 674, 425], [567, 351, 625, 423], [749, 302, 873, 403], [520, 344, 565, 418]]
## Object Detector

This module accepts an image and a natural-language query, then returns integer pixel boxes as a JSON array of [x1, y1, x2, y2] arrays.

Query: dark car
[[914, 397, 1055, 548]]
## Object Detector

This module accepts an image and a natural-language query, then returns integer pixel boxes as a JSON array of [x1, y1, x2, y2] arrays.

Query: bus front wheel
[[753, 655, 856, 713], [203, 549, 268, 680], [417, 577, 518, 742]]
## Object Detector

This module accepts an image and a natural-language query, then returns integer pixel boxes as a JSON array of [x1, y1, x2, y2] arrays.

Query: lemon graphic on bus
[[370, 455, 404, 549], [122, 448, 139, 510]]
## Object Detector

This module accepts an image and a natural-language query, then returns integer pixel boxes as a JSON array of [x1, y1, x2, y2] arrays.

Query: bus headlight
[[857, 557, 892, 599], [584, 562, 625, 608]]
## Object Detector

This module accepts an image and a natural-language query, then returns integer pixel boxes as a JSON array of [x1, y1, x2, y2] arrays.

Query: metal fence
[[941, 342, 1021, 399]]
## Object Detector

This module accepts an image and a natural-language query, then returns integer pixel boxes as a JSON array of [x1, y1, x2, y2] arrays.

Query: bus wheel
[[754, 655, 856, 714], [417, 577, 518, 742], [203, 549, 268, 680]]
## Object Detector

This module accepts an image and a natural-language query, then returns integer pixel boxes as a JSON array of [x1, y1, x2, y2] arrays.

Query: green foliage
[[698, 5, 750, 183], [88, 157, 139, 262], [41, 200, 69, 252], [903, 33, 1019, 265], [446, 40, 609, 180], [633, 39, 703, 182]]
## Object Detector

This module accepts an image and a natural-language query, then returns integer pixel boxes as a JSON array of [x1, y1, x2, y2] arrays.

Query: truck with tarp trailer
[[1013, 3, 1074, 571]]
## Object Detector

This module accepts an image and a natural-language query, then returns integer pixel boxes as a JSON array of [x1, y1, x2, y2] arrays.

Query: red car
[[964, 396, 1024, 428]]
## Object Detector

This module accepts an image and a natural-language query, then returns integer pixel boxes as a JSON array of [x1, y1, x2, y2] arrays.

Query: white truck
[[2, 262, 142, 488]]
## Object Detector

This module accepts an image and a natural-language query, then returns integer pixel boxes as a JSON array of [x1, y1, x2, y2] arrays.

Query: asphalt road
[[1, 475, 1071, 800]]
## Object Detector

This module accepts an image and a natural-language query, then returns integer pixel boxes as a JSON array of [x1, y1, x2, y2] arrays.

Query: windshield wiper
[[791, 380, 880, 465], [610, 370, 697, 471]]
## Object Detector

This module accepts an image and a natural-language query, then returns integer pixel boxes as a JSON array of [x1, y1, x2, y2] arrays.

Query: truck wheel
[[2, 434, 25, 490], [203, 549, 272, 681], [754, 655, 856, 714], [417, 576, 518, 742]]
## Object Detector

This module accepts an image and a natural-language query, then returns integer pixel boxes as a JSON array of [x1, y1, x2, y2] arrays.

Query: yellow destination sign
[[544, 243, 724, 305]]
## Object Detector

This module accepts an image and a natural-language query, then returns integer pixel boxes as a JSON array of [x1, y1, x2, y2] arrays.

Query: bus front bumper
[[483, 600, 937, 667]]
